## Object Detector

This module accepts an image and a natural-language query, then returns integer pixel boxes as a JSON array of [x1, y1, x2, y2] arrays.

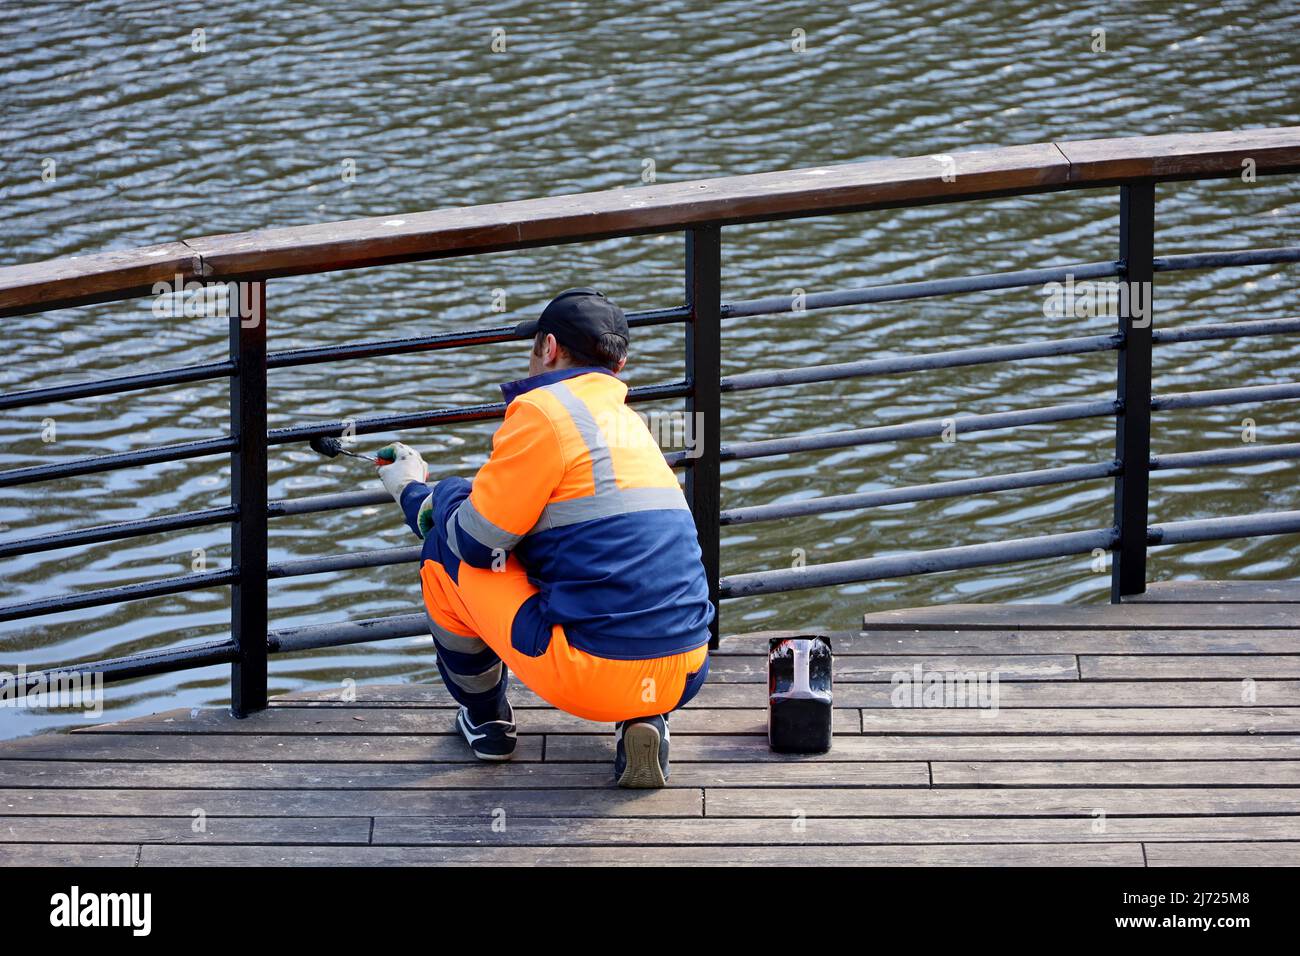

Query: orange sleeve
[[447, 399, 564, 566]]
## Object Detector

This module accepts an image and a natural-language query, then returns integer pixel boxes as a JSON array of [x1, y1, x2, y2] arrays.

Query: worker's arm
[[440, 398, 563, 569], [375, 400, 562, 569], [398, 480, 437, 538]]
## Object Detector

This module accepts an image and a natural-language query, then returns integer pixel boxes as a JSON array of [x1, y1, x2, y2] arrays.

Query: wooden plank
[[714, 630, 862, 654], [545, 733, 1300, 762], [272, 679, 1300, 709], [862, 602, 1300, 630], [0, 242, 201, 317], [273, 681, 525, 705], [858, 707, 1300, 734], [0, 844, 140, 866], [1057, 127, 1300, 183], [722, 628, 1300, 655], [933, 761, 1300, 786], [706, 787, 1300, 818], [850, 680, 1300, 709], [0, 787, 702, 818], [139, 842, 1144, 867], [186, 143, 1069, 281], [1080, 655, 1300, 679], [0, 759, 929, 789], [1145, 841, 1300, 866], [75, 706, 855, 736], [1126, 580, 1300, 604], [0, 733, 543, 762], [371, 814, 1300, 846], [707, 654, 1078, 682], [0, 816, 370, 845]]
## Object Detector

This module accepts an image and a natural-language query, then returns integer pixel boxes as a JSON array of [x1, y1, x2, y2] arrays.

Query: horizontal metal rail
[[0, 436, 238, 489], [0, 613, 422, 695], [269, 402, 505, 446], [267, 545, 422, 579], [1151, 442, 1300, 471], [268, 489, 391, 518], [0, 360, 236, 412], [267, 306, 689, 369], [721, 261, 1120, 320], [719, 511, 1300, 602], [0, 506, 237, 560], [269, 328, 517, 369], [0, 568, 238, 623], [267, 380, 691, 446], [0, 613, 423, 696], [1153, 246, 1300, 272], [267, 612, 428, 653], [720, 461, 1119, 526], [1148, 509, 1300, 546], [0, 639, 239, 696], [713, 399, 1120, 463], [722, 333, 1120, 393], [720, 527, 1119, 598], [1151, 381, 1300, 412], [1151, 316, 1300, 345]]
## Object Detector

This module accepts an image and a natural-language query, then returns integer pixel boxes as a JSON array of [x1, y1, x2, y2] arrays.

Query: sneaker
[[456, 701, 517, 761], [614, 714, 670, 788]]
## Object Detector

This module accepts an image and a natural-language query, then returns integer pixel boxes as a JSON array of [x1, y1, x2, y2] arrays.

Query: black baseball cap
[[514, 288, 629, 357]]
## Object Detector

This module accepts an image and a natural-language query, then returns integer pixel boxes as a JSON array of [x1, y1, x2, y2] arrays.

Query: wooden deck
[[2, 580, 1299, 866]]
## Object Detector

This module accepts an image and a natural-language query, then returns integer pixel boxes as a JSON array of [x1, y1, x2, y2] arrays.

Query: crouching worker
[[374, 289, 714, 788]]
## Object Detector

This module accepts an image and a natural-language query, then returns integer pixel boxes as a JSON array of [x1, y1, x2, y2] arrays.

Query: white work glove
[[375, 442, 428, 504]]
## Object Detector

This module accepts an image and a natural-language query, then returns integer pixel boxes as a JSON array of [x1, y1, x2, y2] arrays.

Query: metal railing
[[1, 127, 1298, 715]]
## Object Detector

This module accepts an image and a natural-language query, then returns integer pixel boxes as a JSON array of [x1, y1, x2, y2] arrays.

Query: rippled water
[[1, 0, 1298, 738]]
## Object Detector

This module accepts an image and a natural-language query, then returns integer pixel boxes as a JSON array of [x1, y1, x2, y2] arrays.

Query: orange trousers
[[420, 556, 708, 723]]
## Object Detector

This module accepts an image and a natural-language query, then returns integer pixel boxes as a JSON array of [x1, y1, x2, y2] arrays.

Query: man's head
[[515, 288, 629, 377]]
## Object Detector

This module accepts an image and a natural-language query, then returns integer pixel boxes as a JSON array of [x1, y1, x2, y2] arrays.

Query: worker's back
[[484, 367, 713, 660]]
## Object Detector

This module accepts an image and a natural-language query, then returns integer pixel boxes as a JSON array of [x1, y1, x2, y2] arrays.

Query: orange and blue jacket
[[398, 366, 714, 661]]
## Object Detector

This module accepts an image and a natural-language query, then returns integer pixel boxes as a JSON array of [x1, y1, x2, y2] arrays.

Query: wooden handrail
[[0, 242, 201, 318], [2, 127, 1297, 317]]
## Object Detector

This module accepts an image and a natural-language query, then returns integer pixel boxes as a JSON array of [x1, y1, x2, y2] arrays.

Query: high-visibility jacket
[[399, 366, 714, 661]]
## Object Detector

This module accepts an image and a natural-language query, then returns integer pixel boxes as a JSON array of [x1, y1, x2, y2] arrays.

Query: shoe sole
[[617, 722, 667, 789], [457, 711, 516, 762]]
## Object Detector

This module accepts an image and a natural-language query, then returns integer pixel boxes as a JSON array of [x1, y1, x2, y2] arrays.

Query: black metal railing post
[[1112, 182, 1155, 601], [230, 280, 269, 715], [685, 227, 722, 648]]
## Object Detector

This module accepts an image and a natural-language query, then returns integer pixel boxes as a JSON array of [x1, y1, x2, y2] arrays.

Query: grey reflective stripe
[[443, 660, 504, 694], [425, 611, 488, 654], [529, 381, 687, 533], [426, 615, 503, 692], [453, 497, 522, 552], [529, 485, 688, 534], [543, 381, 617, 494], [443, 512, 464, 561]]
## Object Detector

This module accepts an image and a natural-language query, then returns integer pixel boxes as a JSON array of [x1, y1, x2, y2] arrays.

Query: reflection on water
[[1, 0, 1298, 737]]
